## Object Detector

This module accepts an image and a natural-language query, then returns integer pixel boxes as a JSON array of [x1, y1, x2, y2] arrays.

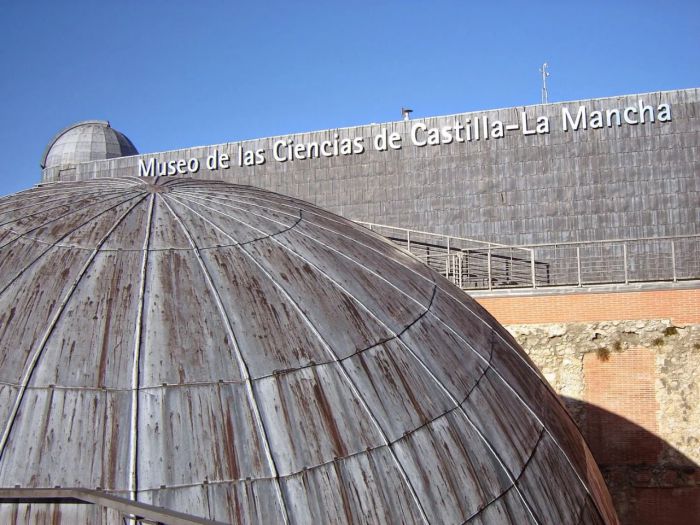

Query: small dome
[[0, 178, 617, 524], [40, 120, 138, 169]]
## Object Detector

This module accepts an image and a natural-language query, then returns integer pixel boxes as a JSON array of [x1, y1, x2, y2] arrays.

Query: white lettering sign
[[138, 100, 672, 177]]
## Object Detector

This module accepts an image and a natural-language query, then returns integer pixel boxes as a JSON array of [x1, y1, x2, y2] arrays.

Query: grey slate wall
[[42, 88, 700, 245]]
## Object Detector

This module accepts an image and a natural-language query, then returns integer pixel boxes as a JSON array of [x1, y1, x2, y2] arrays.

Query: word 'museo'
[[139, 100, 671, 177]]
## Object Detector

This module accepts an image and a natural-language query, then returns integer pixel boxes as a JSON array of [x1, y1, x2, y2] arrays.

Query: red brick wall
[[582, 348, 661, 465], [475, 288, 700, 325], [630, 487, 700, 525]]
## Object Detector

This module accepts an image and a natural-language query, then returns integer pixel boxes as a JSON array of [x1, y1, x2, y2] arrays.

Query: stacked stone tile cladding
[[475, 287, 700, 525], [43, 88, 700, 245]]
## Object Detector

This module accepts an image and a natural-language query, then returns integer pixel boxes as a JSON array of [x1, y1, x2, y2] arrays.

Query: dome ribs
[[0, 188, 141, 251], [461, 432, 545, 525], [167, 190, 531, 522], [0, 185, 130, 223], [128, 192, 155, 504], [159, 195, 291, 524], [0, 193, 149, 477], [168, 190, 303, 247], [168, 192, 432, 323], [424, 300, 606, 523], [0, 192, 147, 304], [196, 180, 606, 523], [294, 205, 599, 486], [164, 193, 432, 524], [0, 178, 617, 523], [167, 190, 546, 522]]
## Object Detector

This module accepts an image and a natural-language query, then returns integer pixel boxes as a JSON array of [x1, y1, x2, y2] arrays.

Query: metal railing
[[0, 487, 226, 524], [518, 235, 700, 288], [356, 222, 700, 291]]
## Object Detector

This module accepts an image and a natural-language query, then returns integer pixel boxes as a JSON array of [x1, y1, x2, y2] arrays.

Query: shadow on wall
[[562, 396, 700, 525]]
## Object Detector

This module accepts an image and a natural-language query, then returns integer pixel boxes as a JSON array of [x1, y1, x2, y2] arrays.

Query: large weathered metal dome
[[0, 177, 617, 524]]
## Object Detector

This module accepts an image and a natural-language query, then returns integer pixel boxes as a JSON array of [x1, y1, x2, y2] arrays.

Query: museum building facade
[[41, 88, 699, 246]]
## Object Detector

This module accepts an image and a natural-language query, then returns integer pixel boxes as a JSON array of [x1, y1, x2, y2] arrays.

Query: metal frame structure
[[0, 488, 226, 525]]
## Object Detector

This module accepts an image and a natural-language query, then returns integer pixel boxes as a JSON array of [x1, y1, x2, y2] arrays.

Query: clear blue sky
[[1, 1, 698, 195]]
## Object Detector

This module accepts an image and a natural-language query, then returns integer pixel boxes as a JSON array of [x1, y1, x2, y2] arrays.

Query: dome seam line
[[127, 192, 155, 504]]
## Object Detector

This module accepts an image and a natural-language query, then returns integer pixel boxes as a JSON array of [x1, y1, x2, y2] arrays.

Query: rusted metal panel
[[200, 246, 336, 378], [271, 228, 428, 334], [461, 369, 543, 477], [488, 337, 591, 479], [28, 252, 143, 389], [255, 364, 384, 476], [0, 246, 93, 383], [393, 409, 513, 524], [242, 237, 395, 359], [137, 383, 272, 488], [168, 191, 300, 244], [0, 185, 124, 227], [0, 488, 228, 525], [0, 502, 120, 525], [99, 193, 151, 251], [516, 434, 589, 525], [0, 191, 139, 244], [0, 230, 19, 248], [148, 193, 196, 250], [164, 196, 239, 249], [399, 311, 491, 401], [343, 339, 454, 441], [0, 388, 130, 490], [0, 238, 54, 291], [427, 287, 496, 361], [52, 196, 146, 249], [295, 215, 437, 285], [205, 481, 286, 524], [141, 481, 286, 524], [574, 497, 609, 525], [0, 386, 18, 442], [464, 486, 536, 524], [141, 250, 244, 385], [281, 447, 424, 524]]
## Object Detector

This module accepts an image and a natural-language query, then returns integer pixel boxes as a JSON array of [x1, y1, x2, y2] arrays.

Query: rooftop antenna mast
[[540, 62, 550, 104]]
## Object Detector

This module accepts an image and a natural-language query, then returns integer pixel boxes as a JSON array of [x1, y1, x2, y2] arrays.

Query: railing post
[[458, 254, 464, 289], [454, 255, 458, 286], [671, 240, 677, 282], [576, 246, 582, 287], [530, 248, 536, 288], [446, 237, 451, 278], [406, 230, 411, 253], [487, 248, 492, 290], [623, 243, 628, 284]]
